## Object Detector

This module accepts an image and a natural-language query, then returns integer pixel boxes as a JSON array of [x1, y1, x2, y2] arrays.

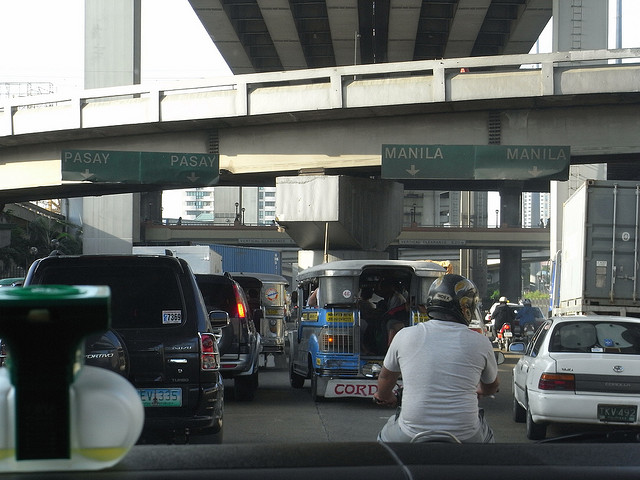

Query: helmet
[[522, 298, 532, 307], [427, 274, 479, 326], [499, 296, 508, 303]]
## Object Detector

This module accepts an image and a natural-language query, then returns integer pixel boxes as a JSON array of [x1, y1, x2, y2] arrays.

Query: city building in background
[[162, 186, 276, 225]]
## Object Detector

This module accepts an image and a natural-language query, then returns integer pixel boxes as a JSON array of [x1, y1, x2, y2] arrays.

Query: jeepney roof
[[296, 260, 445, 281], [229, 272, 289, 286]]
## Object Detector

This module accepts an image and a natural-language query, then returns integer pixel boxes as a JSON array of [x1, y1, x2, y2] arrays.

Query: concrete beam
[[387, 0, 422, 62], [444, 0, 491, 59], [326, 0, 359, 66], [256, 0, 307, 70], [188, 0, 255, 74]]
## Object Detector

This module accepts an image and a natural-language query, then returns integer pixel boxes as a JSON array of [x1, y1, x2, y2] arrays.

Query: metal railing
[[1, 48, 638, 139]]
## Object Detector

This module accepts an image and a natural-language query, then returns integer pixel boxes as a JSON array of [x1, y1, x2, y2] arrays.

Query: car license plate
[[504, 332, 513, 337], [597, 404, 637, 423], [138, 388, 182, 407]]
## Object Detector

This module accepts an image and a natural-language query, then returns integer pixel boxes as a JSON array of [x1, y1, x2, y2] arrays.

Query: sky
[[1, 0, 639, 223], [0, 0, 231, 95]]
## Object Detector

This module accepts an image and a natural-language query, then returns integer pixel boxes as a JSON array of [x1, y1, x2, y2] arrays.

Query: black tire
[[234, 370, 258, 401], [289, 361, 305, 388], [513, 396, 526, 423], [526, 407, 547, 440]]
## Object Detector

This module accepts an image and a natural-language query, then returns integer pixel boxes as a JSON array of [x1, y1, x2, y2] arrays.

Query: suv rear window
[[197, 277, 240, 318], [549, 321, 640, 354], [36, 264, 185, 329]]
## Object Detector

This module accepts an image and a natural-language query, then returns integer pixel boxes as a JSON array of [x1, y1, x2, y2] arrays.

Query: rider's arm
[[477, 377, 500, 396], [373, 366, 400, 405]]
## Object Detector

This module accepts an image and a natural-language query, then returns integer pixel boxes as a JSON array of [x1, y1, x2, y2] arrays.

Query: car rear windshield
[[549, 321, 640, 354], [35, 264, 185, 329]]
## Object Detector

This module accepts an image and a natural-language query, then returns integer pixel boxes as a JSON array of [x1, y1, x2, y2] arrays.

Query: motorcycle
[[496, 323, 513, 351]]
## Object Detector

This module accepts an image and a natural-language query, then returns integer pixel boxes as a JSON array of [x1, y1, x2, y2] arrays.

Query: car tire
[[513, 396, 526, 423], [526, 407, 547, 440], [234, 370, 258, 401], [289, 361, 305, 388]]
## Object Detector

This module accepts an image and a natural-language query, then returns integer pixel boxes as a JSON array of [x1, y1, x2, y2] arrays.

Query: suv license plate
[[598, 404, 637, 423], [138, 388, 183, 407]]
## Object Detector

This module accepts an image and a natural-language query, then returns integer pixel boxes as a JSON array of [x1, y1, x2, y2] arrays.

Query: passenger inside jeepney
[[306, 282, 319, 307], [378, 279, 410, 346], [358, 286, 381, 355]]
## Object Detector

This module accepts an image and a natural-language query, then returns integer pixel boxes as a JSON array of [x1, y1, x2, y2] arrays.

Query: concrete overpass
[[142, 222, 550, 250], [1, 48, 639, 203], [189, 0, 553, 74]]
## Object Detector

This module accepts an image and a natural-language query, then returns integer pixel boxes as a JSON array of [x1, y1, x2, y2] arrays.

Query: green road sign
[[381, 145, 570, 181], [61, 150, 219, 187]]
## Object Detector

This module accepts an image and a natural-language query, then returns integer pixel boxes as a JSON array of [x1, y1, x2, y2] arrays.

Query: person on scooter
[[516, 299, 535, 329], [373, 274, 500, 443], [492, 296, 514, 335]]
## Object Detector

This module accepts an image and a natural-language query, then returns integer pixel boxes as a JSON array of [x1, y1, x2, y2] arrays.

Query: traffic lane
[[223, 352, 533, 444], [225, 350, 635, 444]]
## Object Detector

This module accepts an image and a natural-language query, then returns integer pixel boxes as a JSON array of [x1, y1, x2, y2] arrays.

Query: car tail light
[[538, 373, 575, 391], [199, 332, 219, 371]]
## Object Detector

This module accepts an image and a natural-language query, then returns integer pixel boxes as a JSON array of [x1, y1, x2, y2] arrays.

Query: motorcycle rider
[[516, 299, 536, 329], [492, 296, 514, 335], [373, 274, 500, 443]]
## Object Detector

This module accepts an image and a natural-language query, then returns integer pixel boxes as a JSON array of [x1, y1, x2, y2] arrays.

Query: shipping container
[[132, 245, 222, 274], [206, 244, 282, 275], [556, 180, 640, 316]]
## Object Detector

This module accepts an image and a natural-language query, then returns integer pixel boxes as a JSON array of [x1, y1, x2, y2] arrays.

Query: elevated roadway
[[1, 49, 639, 203], [142, 222, 550, 250], [189, 0, 552, 73]]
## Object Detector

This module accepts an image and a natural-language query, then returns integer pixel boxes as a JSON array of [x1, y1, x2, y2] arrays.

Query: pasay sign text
[[61, 149, 220, 187], [381, 144, 570, 181]]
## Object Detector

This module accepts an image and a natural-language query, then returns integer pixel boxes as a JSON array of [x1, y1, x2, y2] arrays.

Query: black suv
[[195, 273, 261, 401], [23, 253, 227, 444]]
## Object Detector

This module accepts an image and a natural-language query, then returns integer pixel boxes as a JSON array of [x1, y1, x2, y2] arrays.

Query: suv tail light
[[538, 373, 575, 391], [0, 340, 6, 367], [233, 284, 246, 318], [199, 333, 219, 371]]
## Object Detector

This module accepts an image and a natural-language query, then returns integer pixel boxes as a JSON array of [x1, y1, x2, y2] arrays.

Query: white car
[[512, 315, 640, 440]]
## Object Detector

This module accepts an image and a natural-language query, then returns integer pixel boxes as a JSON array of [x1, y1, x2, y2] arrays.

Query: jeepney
[[289, 260, 446, 401], [231, 273, 289, 357]]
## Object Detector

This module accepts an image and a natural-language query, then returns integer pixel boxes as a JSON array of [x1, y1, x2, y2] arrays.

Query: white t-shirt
[[383, 319, 498, 441]]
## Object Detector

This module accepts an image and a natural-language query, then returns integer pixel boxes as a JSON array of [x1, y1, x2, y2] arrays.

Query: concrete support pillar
[[552, 0, 608, 53], [82, 0, 142, 254], [498, 184, 523, 299], [275, 175, 404, 254], [499, 247, 522, 302]]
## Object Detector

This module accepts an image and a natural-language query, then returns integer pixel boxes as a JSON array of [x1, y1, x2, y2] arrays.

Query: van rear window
[[36, 265, 185, 329]]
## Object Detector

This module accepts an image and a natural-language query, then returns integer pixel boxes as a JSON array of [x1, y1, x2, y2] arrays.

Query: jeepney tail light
[[199, 332, 219, 370], [538, 373, 575, 391]]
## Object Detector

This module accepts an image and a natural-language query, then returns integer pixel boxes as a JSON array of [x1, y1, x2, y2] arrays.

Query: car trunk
[[551, 353, 640, 395]]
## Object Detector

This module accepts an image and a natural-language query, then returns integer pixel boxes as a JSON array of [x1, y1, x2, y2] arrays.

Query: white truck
[[551, 180, 640, 317], [132, 245, 222, 275]]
